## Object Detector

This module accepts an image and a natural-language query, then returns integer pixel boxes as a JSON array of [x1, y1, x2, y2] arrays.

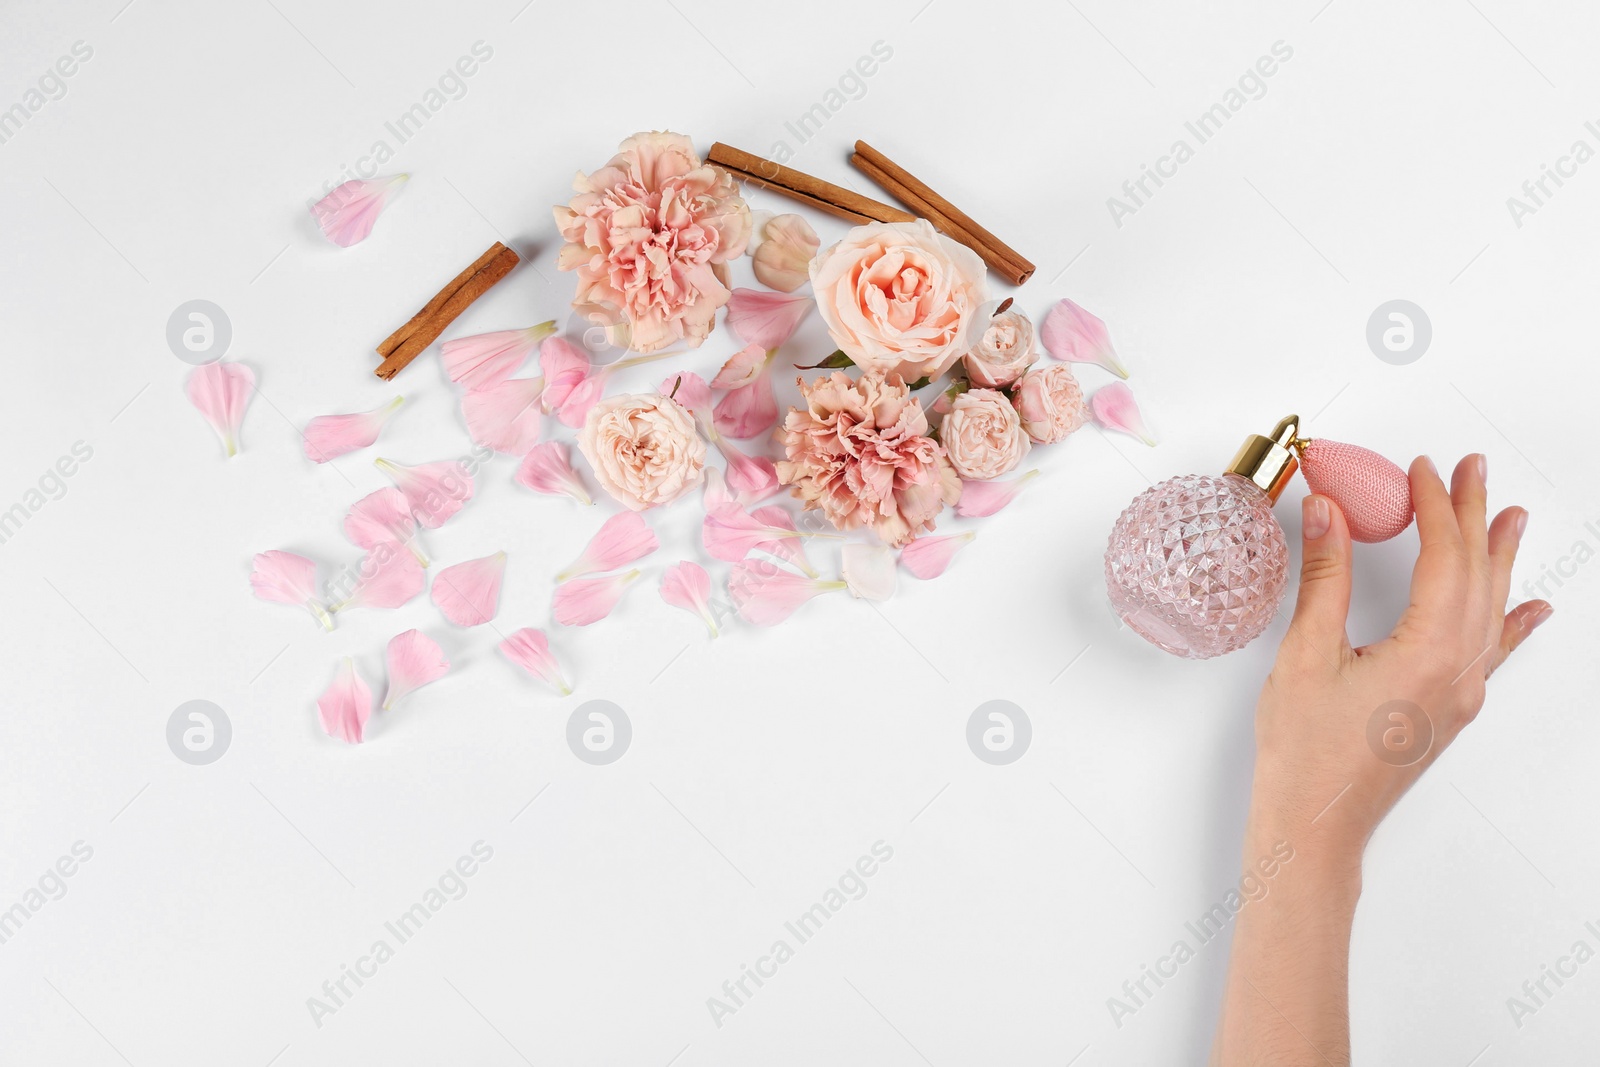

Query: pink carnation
[[554, 132, 751, 354], [775, 372, 959, 547]]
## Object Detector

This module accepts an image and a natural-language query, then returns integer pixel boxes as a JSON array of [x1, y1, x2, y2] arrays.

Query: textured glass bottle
[[1104, 418, 1299, 659]]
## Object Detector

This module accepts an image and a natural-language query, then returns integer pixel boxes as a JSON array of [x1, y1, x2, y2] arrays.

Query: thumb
[[1287, 494, 1353, 656]]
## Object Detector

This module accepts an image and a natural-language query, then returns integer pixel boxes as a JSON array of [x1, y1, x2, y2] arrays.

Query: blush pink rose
[[775, 372, 960, 546], [939, 389, 1030, 481], [554, 132, 751, 354], [809, 220, 987, 381], [577, 393, 706, 511], [963, 308, 1036, 388], [1012, 364, 1088, 444]]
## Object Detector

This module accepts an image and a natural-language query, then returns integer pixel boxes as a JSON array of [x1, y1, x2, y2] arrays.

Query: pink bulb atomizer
[[1104, 415, 1414, 659]]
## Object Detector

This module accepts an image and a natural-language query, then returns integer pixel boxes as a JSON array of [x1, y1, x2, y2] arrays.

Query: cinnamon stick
[[374, 242, 519, 381], [708, 142, 913, 225], [376, 242, 509, 358], [851, 141, 1035, 285]]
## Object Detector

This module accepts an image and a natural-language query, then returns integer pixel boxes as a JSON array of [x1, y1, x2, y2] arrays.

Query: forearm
[[1212, 781, 1364, 1066]]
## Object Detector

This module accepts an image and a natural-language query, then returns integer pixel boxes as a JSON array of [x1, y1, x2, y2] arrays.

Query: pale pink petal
[[558, 512, 658, 581], [250, 550, 333, 631], [711, 344, 771, 390], [900, 532, 976, 579], [442, 323, 556, 390], [703, 504, 817, 576], [725, 288, 813, 350], [1090, 382, 1157, 446], [514, 441, 593, 505], [728, 561, 844, 626], [344, 488, 427, 566], [703, 466, 737, 515], [462, 378, 544, 455], [331, 545, 425, 612], [749, 506, 819, 576], [552, 569, 641, 626], [317, 658, 372, 744], [539, 336, 592, 413], [555, 373, 607, 429], [431, 552, 506, 627], [382, 629, 450, 710], [186, 360, 255, 458], [841, 542, 896, 601], [310, 175, 408, 248], [713, 374, 779, 439], [303, 397, 404, 463], [956, 470, 1040, 518], [659, 372, 712, 416], [1040, 297, 1129, 378], [751, 214, 820, 292], [498, 627, 572, 694], [719, 439, 780, 505], [660, 561, 719, 637], [374, 457, 474, 529]]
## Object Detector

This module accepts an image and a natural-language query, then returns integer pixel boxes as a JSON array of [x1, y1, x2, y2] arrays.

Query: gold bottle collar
[[1226, 415, 1309, 503]]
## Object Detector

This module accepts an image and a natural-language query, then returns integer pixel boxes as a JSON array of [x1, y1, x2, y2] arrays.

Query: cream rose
[[940, 389, 1029, 481], [809, 219, 987, 381], [577, 393, 706, 511], [1012, 364, 1087, 444], [963, 308, 1036, 388]]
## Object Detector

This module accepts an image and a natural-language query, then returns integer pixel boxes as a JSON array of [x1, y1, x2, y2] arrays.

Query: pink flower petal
[[702, 501, 816, 575], [514, 441, 593, 505], [303, 397, 404, 463], [539, 336, 593, 413], [900, 532, 976, 579], [374, 457, 475, 529], [555, 373, 607, 429], [317, 658, 372, 744], [250, 550, 333, 630], [310, 175, 408, 248], [344, 488, 427, 566], [1090, 382, 1157, 446], [659, 371, 712, 416], [841, 542, 896, 601], [955, 469, 1040, 518], [442, 323, 556, 390], [382, 629, 449, 710], [498, 627, 572, 694], [728, 561, 844, 626], [331, 545, 425, 612], [713, 375, 779, 439], [711, 344, 771, 390], [462, 378, 544, 455], [718, 439, 780, 505], [749, 506, 819, 576], [186, 360, 255, 458], [552, 569, 641, 626], [725, 288, 812, 350], [431, 551, 506, 627], [1040, 297, 1129, 378], [660, 561, 719, 637], [558, 512, 658, 581], [750, 214, 820, 293]]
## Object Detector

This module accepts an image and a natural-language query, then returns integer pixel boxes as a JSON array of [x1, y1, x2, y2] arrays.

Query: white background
[[1, 0, 1596, 1064]]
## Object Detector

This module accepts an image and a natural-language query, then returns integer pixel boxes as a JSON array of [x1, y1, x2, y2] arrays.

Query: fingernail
[[1476, 454, 1488, 483], [1530, 603, 1553, 630], [1515, 509, 1528, 538], [1304, 495, 1330, 540]]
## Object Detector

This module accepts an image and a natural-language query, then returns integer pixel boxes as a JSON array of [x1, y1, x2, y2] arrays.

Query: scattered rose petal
[[555, 373, 608, 429], [711, 344, 771, 391], [498, 627, 572, 694], [553, 569, 641, 626], [330, 545, 425, 612], [1090, 382, 1157, 446], [725, 288, 813, 350], [187, 360, 255, 458], [558, 512, 658, 581], [1040, 297, 1129, 378], [718, 439, 780, 505], [713, 373, 779, 439], [659, 371, 712, 416], [539, 336, 592, 414], [317, 658, 372, 744], [751, 214, 820, 292], [514, 442, 593, 505], [728, 561, 844, 626], [462, 378, 544, 455], [374, 457, 475, 529], [344, 488, 427, 566], [660, 561, 719, 637], [431, 552, 506, 626], [442, 323, 557, 390], [310, 175, 408, 248], [703, 502, 817, 576], [302, 397, 403, 464], [900, 532, 975, 579], [841, 542, 896, 601], [382, 629, 449, 710], [956, 469, 1040, 518], [250, 550, 333, 631]]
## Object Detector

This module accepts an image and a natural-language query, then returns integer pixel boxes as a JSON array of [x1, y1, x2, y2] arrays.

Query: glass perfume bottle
[[1104, 416, 1303, 660]]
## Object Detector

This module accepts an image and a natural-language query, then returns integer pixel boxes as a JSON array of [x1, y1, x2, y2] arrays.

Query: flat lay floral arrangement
[[195, 132, 1156, 743]]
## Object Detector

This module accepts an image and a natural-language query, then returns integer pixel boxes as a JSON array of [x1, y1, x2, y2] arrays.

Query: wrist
[[1244, 776, 1366, 895]]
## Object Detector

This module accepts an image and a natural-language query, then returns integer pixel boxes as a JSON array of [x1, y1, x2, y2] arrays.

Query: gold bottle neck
[[1226, 415, 1309, 503]]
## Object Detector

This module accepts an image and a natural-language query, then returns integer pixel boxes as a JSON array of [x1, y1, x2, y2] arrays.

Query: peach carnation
[[939, 389, 1030, 480], [577, 393, 706, 511], [775, 372, 959, 546], [554, 132, 751, 354]]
